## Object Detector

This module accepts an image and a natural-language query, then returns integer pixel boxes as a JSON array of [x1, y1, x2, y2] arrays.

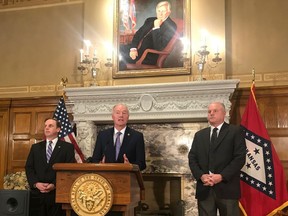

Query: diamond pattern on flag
[[239, 83, 288, 216], [240, 128, 276, 199], [53, 97, 84, 163]]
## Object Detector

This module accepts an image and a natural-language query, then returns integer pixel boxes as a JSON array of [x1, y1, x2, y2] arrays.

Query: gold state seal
[[70, 174, 113, 216]]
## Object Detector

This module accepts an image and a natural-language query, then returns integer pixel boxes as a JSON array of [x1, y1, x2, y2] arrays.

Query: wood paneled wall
[[0, 99, 10, 189], [0, 97, 59, 189]]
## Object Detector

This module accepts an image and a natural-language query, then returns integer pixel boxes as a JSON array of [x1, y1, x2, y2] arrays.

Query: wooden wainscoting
[[0, 97, 60, 189], [0, 99, 11, 189], [7, 97, 60, 174], [230, 85, 288, 179]]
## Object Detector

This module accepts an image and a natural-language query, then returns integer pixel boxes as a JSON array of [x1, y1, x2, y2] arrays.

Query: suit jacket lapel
[[120, 127, 131, 155], [49, 140, 63, 163], [109, 128, 116, 160], [40, 141, 48, 163], [204, 128, 211, 152], [107, 128, 114, 146], [213, 122, 229, 148]]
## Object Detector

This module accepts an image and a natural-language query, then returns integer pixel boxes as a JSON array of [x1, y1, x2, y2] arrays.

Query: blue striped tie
[[47, 141, 53, 163], [115, 132, 122, 160]]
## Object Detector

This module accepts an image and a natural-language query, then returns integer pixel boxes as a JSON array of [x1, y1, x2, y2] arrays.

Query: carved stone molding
[[65, 80, 240, 123]]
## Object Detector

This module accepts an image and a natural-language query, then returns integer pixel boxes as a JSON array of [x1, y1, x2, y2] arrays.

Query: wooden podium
[[53, 163, 144, 216]]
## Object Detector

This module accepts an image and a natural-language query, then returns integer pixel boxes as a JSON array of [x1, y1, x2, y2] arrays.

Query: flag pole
[[54, 80, 85, 163], [250, 68, 257, 105], [251, 68, 256, 85], [239, 68, 256, 216]]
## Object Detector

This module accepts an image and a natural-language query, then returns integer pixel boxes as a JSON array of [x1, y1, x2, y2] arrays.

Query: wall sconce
[[77, 40, 113, 86], [179, 35, 222, 74], [181, 44, 222, 81], [195, 45, 222, 81], [191, 30, 223, 80], [77, 53, 99, 86]]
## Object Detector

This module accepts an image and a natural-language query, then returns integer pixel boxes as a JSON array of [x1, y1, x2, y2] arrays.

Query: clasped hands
[[201, 173, 223, 186], [101, 154, 130, 164], [35, 182, 55, 193]]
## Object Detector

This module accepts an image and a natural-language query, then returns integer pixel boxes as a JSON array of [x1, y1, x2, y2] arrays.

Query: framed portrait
[[112, 0, 191, 78]]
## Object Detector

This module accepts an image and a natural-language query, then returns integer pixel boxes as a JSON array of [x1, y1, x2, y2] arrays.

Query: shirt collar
[[211, 122, 224, 131], [47, 137, 58, 146], [114, 126, 126, 135]]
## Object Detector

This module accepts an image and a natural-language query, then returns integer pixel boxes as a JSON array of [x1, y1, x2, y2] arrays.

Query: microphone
[[85, 157, 93, 163]]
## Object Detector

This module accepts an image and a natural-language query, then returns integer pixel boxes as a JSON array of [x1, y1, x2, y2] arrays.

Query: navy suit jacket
[[91, 127, 146, 171], [25, 139, 75, 191], [188, 122, 246, 200]]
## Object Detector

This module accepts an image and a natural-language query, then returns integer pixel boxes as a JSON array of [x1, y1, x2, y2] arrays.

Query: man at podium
[[91, 103, 146, 171]]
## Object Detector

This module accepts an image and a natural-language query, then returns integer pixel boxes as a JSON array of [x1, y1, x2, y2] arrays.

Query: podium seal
[[70, 173, 113, 216]]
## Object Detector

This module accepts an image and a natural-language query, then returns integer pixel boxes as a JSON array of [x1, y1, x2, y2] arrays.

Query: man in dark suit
[[119, 1, 177, 69], [188, 102, 246, 216], [25, 118, 75, 216], [91, 103, 146, 171]]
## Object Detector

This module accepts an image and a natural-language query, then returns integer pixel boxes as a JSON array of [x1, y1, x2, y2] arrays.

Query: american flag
[[239, 83, 288, 215], [53, 97, 85, 163], [121, 0, 130, 31], [129, 0, 136, 30], [120, 0, 137, 31]]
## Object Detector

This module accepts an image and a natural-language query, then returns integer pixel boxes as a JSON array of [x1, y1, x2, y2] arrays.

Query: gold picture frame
[[112, 0, 191, 78]]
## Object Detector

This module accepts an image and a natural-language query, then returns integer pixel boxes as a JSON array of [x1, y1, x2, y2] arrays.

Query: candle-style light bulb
[[83, 39, 92, 56], [93, 48, 97, 58], [80, 49, 84, 62], [200, 29, 209, 46]]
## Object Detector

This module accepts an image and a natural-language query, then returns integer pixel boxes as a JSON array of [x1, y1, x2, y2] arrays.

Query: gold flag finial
[[60, 77, 68, 88], [60, 77, 68, 100]]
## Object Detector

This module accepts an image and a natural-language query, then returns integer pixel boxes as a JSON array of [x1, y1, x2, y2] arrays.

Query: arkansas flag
[[239, 83, 288, 215], [53, 97, 85, 163]]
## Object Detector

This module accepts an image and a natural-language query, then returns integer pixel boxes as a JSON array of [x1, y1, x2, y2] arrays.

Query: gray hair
[[112, 103, 130, 115], [210, 102, 226, 112]]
